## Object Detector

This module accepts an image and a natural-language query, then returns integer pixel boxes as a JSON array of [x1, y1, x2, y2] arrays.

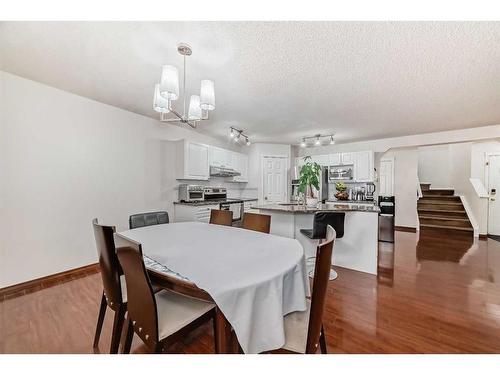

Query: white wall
[[380, 148, 419, 229], [0, 71, 250, 288], [247, 143, 292, 204], [418, 145, 452, 188]]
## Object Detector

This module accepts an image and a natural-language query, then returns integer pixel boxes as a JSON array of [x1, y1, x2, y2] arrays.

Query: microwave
[[178, 184, 204, 202], [329, 165, 354, 181]]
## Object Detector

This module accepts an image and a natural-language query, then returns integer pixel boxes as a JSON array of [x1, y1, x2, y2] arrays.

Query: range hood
[[210, 165, 241, 177]]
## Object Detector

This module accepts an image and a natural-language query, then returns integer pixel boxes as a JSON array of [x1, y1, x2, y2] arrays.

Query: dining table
[[118, 221, 309, 354]]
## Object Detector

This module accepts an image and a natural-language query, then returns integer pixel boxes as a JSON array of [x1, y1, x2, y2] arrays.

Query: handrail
[[417, 176, 423, 199]]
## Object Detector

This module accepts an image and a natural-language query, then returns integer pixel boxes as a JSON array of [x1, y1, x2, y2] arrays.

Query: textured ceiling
[[1, 21, 500, 144]]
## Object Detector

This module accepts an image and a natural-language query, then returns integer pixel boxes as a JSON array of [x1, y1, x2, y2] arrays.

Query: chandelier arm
[[186, 120, 197, 129], [169, 107, 184, 120]]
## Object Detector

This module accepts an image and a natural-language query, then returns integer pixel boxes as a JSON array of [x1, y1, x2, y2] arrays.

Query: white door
[[488, 155, 500, 235], [262, 156, 288, 204], [379, 158, 394, 196]]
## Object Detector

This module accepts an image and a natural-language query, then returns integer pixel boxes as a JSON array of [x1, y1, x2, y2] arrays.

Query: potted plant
[[298, 156, 321, 207], [334, 182, 349, 200]]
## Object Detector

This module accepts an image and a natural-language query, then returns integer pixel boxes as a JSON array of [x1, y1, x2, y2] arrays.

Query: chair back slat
[[129, 211, 169, 230], [114, 233, 159, 347], [306, 224, 335, 354], [92, 218, 123, 308], [209, 209, 233, 226], [242, 212, 271, 234]]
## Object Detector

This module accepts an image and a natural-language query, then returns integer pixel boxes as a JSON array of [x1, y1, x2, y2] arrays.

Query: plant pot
[[335, 191, 349, 200], [306, 197, 318, 207]]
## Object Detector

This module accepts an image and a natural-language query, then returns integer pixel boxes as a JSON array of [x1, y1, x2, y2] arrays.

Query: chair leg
[[121, 317, 134, 354], [154, 342, 163, 354], [93, 292, 107, 348], [212, 313, 219, 354], [109, 304, 126, 354], [319, 325, 327, 354]]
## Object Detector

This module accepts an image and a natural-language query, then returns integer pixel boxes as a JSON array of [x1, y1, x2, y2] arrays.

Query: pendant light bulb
[[330, 136, 335, 145], [246, 138, 251, 146], [315, 136, 321, 146], [230, 128, 234, 138], [300, 139, 306, 148]]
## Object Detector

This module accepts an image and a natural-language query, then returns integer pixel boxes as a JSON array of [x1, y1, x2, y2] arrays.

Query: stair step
[[418, 199, 462, 205], [418, 215, 470, 221], [418, 202, 464, 211], [422, 189, 455, 196], [417, 209, 468, 218], [419, 216, 472, 228], [420, 223, 473, 232], [418, 195, 461, 202]]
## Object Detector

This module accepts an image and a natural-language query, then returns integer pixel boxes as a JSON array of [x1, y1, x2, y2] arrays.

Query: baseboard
[[479, 234, 488, 240], [0, 263, 100, 300], [395, 226, 417, 233]]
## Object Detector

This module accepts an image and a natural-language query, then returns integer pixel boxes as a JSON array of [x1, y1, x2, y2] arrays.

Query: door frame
[[260, 154, 289, 204], [486, 152, 500, 235]]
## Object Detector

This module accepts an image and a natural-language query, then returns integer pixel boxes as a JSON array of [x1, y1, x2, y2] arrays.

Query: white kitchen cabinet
[[310, 154, 329, 167], [209, 146, 233, 168], [175, 140, 210, 180], [341, 152, 353, 165], [329, 153, 341, 166], [354, 150, 374, 182], [232, 153, 249, 182], [174, 204, 220, 223]]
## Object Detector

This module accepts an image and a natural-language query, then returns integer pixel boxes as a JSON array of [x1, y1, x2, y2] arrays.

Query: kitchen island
[[252, 202, 380, 275]]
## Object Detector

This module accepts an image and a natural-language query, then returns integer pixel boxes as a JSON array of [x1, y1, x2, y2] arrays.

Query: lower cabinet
[[174, 204, 220, 223]]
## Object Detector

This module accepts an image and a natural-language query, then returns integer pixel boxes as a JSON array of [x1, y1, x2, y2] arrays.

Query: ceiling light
[[155, 43, 215, 128], [230, 128, 235, 138], [300, 139, 306, 147], [315, 137, 321, 146], [234, 134, 240, 143], [299, 134, 335, 147], [330, 136, 335, 145], [246, 139, 251, 146]]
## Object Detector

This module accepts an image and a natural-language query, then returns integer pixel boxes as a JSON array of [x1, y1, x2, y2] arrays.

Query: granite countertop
[[251, 202, 381, 213], [174, 197, 258, 206]]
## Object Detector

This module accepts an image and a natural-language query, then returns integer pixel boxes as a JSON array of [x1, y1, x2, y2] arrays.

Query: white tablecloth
[[119, 221, 309, 353]]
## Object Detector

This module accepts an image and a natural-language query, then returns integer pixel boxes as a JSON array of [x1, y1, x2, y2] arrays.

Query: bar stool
[[299, 211, 345, 280]]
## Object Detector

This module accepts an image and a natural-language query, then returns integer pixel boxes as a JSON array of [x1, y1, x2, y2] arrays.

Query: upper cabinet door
[[186, 142, 210, 180], [233, 153, 248, 182], [310, 154, 329, 167], [175, 141, 209, 180], [329, 153, 341, 166], [354, 151, 374, 182], [341, 152, 353, 165], [209, 146, 227, 167]]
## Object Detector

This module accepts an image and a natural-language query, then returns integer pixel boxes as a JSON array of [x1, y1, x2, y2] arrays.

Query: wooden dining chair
[[209, 209, 233, 226], [129, 211, 169, 230], [114, 233, 217, 354], [271, 225, 335, 354], [92, 218, 127, 354], [241, 212, 271, 234]]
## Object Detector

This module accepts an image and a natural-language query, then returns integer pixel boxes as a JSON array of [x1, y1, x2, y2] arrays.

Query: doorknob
[[264, 196, 268, 200]]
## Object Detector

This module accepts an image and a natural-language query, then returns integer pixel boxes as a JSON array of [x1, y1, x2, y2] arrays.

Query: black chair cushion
[[129, 211, 169, 230], [301, 211, 345, 240]]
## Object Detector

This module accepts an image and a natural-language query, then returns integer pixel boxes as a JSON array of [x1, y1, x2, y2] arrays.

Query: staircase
[[418, 183, 473, 234]]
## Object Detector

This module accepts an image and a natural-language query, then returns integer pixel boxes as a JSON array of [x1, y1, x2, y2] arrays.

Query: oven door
[[187, 191, 204, 201]]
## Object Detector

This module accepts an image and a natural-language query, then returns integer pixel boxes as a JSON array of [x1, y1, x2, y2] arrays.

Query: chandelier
[[153, 43, 215, 128]]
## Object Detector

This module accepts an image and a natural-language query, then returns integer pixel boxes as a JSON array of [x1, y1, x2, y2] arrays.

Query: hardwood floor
[[1, 229, 500, 353]]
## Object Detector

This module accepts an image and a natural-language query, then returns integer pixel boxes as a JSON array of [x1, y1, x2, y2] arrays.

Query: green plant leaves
[[298, 156, 321, 197]]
